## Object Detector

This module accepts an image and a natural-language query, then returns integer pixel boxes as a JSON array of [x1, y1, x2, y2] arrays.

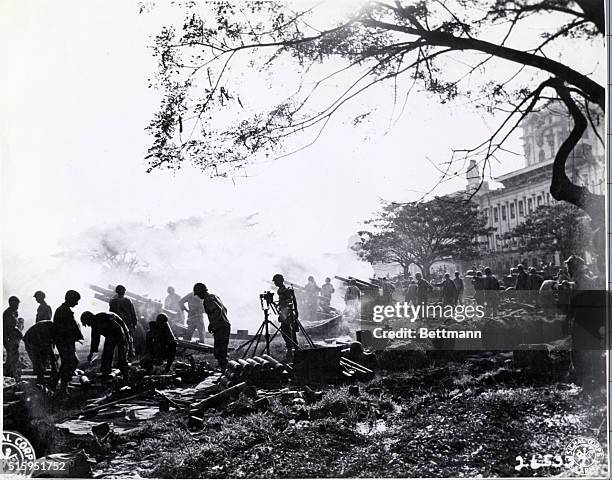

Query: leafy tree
[[506, 202, 592, 261], [145, 0, 604, 233], [356, 197, 489, 278]]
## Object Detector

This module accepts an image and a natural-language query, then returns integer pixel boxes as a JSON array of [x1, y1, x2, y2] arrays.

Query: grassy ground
[[89, 355, 607, 478]]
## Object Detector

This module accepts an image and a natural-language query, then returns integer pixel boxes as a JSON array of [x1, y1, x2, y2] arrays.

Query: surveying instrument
[[236, 286, 315, 358]]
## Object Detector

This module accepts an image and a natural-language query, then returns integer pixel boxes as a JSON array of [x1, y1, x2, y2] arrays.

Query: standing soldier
[[320, 277, 335, 310], [193, 283, 231, 369], [3, 296, 23, 380], [415, 272, 433, 311], [109, 285, 137, 358], [34, 290, 53, 322], [344, 279, 361, 319], [453, 272, 465, 305], [404, 280, 418, 306], [483, 268, 500, 316], [164, 286, 184, 326], [23, 320, 58, 386], [53, 290, 82, 394], [472, 271, 485, 305], [434, 273, 458, 307], [273, 274, 299, 357], [381, 277, 395, 305], [514, 265, 530, 301], [179, 291, 206, 342], [528, 267, 544, 304], [304, 276, 321, 321]]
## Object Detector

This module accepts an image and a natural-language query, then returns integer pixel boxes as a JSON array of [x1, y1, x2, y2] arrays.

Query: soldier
[[81, 311, 129, 379], [273, 274, 299, 356], [381, 277, 395, 305], [320, 277, 335, 309], [472, 271, 485, 305], [34, 290, 53, 322], [304, 276, 320, 321], [3, 296, 23, 380], [556, 267, 571, 283], [53, 290, 83, 394], [453, 272, 465, 305], [141, 314, 177, 373], [179, 292, 206, 343], [415, 272, 433, 308], [109, 285, 137, 359], [23, 320, 58, 386], [404, 279, 418, 306], [344, 279, 361, 319], [193, 283, 231, 369], [483, 267, 500, 316], [528, 267, 544, 304], [514, 264, 530, 292], [164, 286, 184, 325], [434, 273, 458, 307], [564, 255, 595, 290]]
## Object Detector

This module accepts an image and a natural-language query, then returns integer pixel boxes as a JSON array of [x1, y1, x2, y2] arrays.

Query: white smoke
[[3, 212, 373, 333]]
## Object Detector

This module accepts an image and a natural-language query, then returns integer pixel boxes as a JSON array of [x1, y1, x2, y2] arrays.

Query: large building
[[467, 105, 605, 274]]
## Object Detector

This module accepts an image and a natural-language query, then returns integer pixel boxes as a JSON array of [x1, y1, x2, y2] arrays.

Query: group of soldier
[[2, 282, 231, 395]]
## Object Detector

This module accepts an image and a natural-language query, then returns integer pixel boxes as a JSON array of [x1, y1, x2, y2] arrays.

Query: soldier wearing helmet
[[52, 290, 83, 394], [34, 290, 53, 322]]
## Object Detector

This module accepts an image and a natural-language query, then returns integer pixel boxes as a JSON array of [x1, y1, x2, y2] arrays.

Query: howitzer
[[349, 277, 380, 290]]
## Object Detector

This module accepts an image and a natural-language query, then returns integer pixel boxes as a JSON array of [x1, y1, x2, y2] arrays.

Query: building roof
[[494, 159, 554, 184]]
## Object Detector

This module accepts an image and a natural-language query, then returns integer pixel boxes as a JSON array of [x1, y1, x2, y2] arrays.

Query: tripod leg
[[237, 322, 264, 358], [268, 321, 300, 350], [296, 320, 316, 348]]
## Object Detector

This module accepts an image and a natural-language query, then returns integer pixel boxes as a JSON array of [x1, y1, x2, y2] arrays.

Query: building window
[[493, 207, 499, 222], [510, 203, 515, 219], [501, 205, 507, 221], [518, 200, 524, 215], [538, 150, 545, 162], [537, 195, 542, 206], [528, 198, 533, 212]]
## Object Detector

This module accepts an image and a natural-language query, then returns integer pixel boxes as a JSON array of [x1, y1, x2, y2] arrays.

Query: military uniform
[[36, 302, 53, 322], [320, 282, 334, 308], [201, 292, 231, 368], [141, 319, 177, 372], [23, 320, 57, 384], [109, 295, 137, 357], [88, 312, 129, 376], [180, 293, 205, 342], [53, 302, 83, 384], [3, 307, 22, 379], [277, 285, 298, 351]]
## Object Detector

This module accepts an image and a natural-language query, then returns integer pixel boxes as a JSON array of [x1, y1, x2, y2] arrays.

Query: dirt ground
[[28, 348, 607, 479]]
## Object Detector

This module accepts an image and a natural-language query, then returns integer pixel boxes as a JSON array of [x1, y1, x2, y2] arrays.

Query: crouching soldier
[[23, 320, 58, 386], [80, 311, 129, 379], [193, 283, 231, 369], [141, 314, 177, 373]]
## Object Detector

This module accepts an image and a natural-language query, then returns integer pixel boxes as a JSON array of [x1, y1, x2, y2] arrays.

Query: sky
[[0, 1, 605, 330]]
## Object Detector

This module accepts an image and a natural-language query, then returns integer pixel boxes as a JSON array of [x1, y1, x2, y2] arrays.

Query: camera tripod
[[235, 289, 315, 359]]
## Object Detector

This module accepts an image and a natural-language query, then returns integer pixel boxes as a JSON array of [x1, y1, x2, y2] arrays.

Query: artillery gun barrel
[[90, 284, 115, 296]]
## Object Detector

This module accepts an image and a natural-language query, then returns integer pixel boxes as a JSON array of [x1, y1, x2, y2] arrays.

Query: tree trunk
[[549, 81, 605, 272], [421, 261, 432, 280], [402, 264, 412, 277]]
